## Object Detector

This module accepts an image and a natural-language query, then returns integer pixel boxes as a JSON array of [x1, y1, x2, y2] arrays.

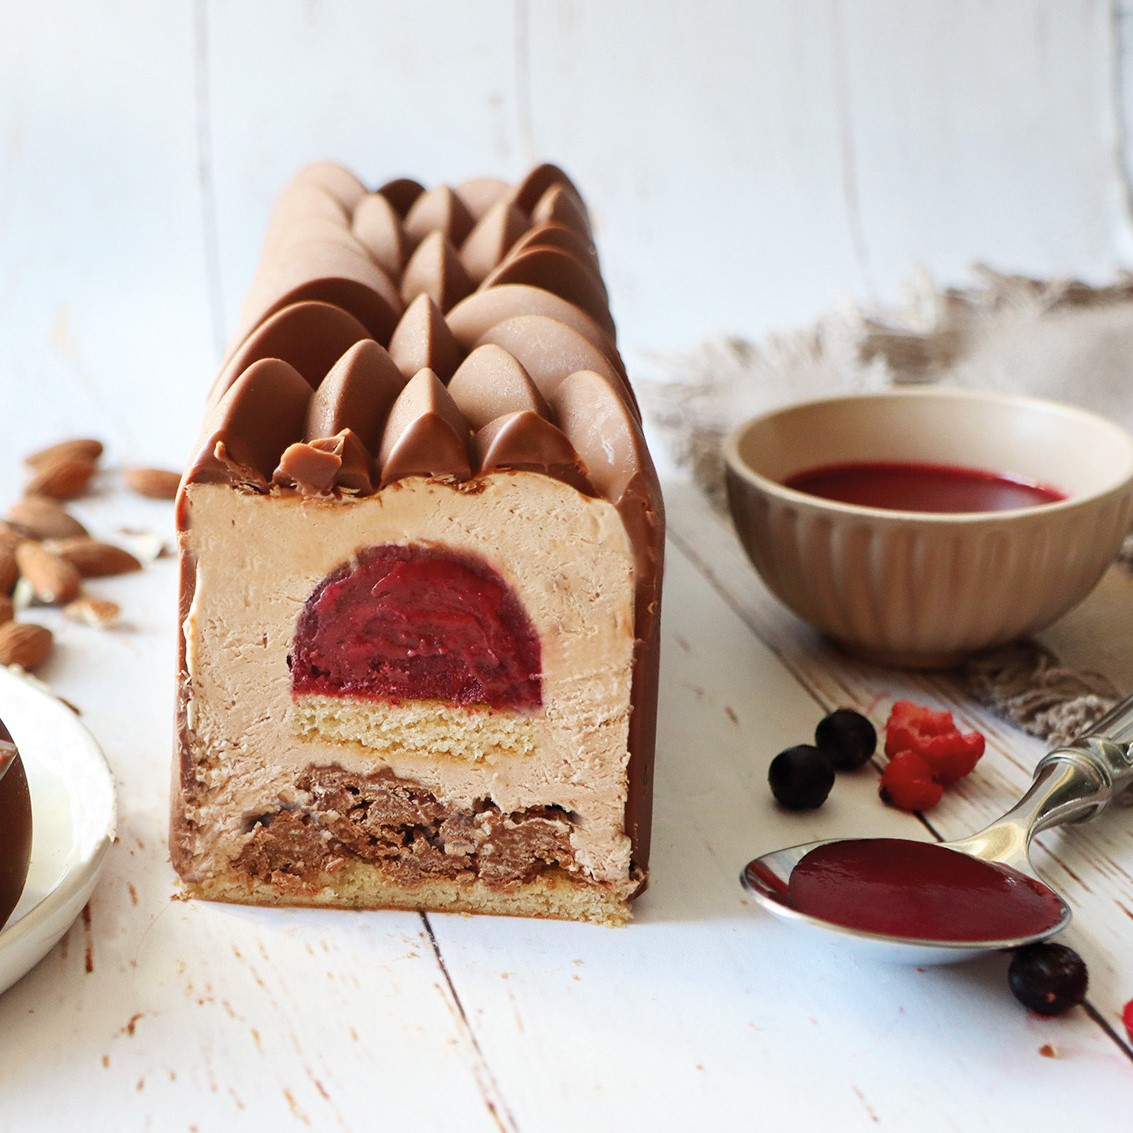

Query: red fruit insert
[[291, 545, 542, 710]]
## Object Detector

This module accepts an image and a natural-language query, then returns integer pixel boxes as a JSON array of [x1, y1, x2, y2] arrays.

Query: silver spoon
[[741, 696, 1133, 964]]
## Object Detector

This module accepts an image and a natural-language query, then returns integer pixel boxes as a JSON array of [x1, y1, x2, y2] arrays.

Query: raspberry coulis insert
[[291, 544, 542, 710]]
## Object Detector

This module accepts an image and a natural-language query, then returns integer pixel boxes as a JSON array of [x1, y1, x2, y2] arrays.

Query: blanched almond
[[24, 455, 97, 500], [25, 438, 104, 468], [46, 537, 141, 578], [124, 467, 181, 500], [0, 622, 53, 669], [7, 496, 87, 540], [15, 541, 81, 604]]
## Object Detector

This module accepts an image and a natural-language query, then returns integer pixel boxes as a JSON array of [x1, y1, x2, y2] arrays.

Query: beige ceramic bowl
[[724, 388, 1133, 668]]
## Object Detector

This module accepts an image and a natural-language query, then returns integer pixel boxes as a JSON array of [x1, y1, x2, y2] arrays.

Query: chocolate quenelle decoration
[[178, 162, 665, 882]]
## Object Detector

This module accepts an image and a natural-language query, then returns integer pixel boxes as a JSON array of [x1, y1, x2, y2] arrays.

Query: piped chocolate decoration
[[475, 412, 593, 494], [510, 163, 586, 218], [460, 200, 530, 284], [305, 339, 406, 450], [387, 294, 464, 382], [193, 358, 312, 489], [454, 176, 510, 219], [352, 192, 410, 279], [403, 185, 475, 250], [400, 231, 475, 312], [479, 246, 614, 337], [378, 369, 471, 484], [211, 300, 372, 404], [448, 345, 549, 429]]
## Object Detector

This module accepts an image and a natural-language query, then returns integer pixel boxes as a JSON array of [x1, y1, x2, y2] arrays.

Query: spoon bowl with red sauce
[[741, 697, 1133, 964], [724, 389, 1133, 668]]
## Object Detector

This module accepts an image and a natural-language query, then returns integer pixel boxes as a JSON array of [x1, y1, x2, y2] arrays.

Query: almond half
[[7, 496, 88, 540], [46, 537, 142, 578], [0, 621, 53, 669], [24, 455, 97, 500], [124, 467, 181, 500], [25, 438, 104, 468], [15, 541, 81, 605]]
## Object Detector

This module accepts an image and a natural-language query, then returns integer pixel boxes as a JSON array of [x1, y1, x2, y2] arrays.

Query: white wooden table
[[2, 3, 1132, 1128], [0, 463, 1129, 1131]]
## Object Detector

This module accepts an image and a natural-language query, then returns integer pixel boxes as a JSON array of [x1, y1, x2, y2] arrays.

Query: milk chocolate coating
[[0, 721, 32, 931], [180, 162, 664, 882]]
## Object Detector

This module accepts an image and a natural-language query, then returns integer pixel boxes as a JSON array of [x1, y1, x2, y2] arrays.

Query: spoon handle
[[1024, 694, 1133, 835]]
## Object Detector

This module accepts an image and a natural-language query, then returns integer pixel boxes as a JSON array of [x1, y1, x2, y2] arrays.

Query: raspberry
[[879, 749, 944, 811], [1008, 943, 1088, 1016], [768, 744, 836, 810], [1123, 998, 1133, 1045], [884, 699, 984, 784], [815, 708, 877, 770]]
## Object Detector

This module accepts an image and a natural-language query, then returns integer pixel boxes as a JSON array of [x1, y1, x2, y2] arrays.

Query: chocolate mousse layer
[[172, 163, 663, 925]]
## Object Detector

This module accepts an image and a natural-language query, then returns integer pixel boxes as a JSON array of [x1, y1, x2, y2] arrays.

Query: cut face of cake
[[172, 163, 663, 926]]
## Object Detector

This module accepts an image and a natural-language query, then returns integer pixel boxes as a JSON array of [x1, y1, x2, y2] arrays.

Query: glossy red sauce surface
[[784, 461, 1066, 513], [787, 838, 1064, 942], [291, 545, 542, 710]]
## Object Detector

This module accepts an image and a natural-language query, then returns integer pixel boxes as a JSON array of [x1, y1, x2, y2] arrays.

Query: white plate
[[0, 666, 116, 995]]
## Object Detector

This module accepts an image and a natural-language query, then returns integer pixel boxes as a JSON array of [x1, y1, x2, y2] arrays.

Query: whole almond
[[63, 596, 121, 627], [0, 622, 53, 669], [24, 455, 97, 500], [0, 596, 13, 625], [25, 438, 104, 468], [7, 496, 87, 540], [46, 537, 141, 578], [15, 541, 81, 604], [0, 545, 17, 595], [124, 467, 181, 500], [0, 522, 22, 553]]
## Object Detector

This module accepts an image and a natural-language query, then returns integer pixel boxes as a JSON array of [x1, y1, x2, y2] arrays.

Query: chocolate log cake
[[170, 162, 664, 925]]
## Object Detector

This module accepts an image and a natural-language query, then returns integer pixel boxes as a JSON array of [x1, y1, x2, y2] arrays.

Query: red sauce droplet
[[787, 838, 1064, 942], [291, 545, 541, 710], [784, 461, 1066, 513]]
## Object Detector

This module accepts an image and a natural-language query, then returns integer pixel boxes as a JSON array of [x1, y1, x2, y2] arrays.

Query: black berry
[[815, 708, 877, 770], [1007, 943, 1089, 1016], [768, 744, 835, 810]]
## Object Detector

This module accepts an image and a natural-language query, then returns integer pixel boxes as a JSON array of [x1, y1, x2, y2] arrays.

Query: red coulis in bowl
[[786, 838, 1064, 942], [784, 461, 1066, 513]]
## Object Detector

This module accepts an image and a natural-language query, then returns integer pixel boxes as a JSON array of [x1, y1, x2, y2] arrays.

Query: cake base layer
[[181, 860, 634, 927]]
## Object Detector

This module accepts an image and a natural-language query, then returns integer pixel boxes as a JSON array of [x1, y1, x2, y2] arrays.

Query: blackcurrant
[[768, 744, 835, 810], [1007, 943, 1088, 1016], [815, 708, 877, 770]]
